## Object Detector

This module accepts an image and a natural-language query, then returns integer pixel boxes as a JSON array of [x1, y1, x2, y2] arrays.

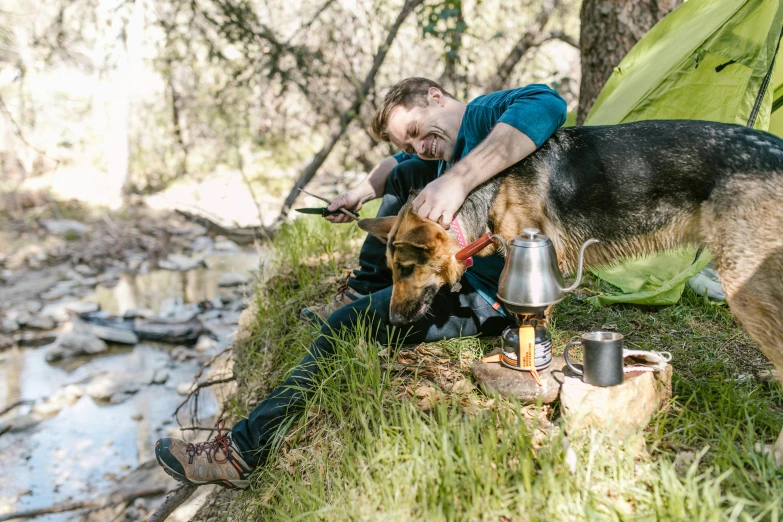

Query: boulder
[[25, 315, 56, 330], [45, 332, 108, 362], [471, 353, 567, 404], [559, 365, 673, 436], [1, 317, 20, 333]]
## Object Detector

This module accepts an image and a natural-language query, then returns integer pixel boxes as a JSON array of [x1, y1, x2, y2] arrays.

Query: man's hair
[[371, 77, 455, 143]]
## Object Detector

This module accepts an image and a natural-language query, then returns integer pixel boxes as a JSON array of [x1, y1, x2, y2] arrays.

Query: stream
[[0, 249, 262, 521]]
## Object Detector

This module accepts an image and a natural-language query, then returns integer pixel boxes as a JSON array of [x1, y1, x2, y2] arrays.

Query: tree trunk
[[276, 0, 425, 224], [577, 0, 682, 125]]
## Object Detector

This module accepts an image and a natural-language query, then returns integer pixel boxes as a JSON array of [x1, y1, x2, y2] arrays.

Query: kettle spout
[[562, 238, 600, 293]]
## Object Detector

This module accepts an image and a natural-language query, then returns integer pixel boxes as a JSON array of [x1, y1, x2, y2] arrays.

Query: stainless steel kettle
[[494, 228, 599, 315]]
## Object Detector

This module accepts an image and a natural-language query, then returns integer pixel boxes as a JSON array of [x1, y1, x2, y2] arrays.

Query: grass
[[221, 208, 783, 521]]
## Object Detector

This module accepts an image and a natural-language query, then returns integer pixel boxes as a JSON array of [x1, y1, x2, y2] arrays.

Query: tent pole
[[748, 27, 783, 127]]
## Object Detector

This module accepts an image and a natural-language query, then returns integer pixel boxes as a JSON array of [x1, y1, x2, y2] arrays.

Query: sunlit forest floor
[[203, 208, 783, 521]]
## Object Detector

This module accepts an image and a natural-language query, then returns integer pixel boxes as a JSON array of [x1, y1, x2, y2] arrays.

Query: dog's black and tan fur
[[359, 119, 783, 461]]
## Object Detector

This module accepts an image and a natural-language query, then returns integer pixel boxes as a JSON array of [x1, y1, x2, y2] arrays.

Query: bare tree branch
[[487, 0, 560, 93], [548, 29, 578, 48], [147, 485, 198, 522], [276, 0, 426, 223]]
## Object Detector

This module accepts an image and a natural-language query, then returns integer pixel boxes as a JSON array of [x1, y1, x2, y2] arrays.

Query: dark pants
[[230, 158, 513, 468]]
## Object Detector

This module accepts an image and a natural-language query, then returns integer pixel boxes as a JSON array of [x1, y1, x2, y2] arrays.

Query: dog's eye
[[397, 264, 414, 278]]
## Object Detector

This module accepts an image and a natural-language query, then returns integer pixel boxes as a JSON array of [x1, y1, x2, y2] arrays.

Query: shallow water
[[0, 251, 260, 521]]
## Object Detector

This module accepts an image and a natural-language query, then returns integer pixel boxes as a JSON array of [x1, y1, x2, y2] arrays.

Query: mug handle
[[564, 341, 584, 375]]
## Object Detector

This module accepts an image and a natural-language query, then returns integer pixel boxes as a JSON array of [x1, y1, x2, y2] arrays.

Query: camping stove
[[499, 314, 553, 371]]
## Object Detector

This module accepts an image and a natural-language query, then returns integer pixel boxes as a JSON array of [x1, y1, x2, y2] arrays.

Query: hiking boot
[[155, 421, 252, 489], [300, 282, 365, 323]]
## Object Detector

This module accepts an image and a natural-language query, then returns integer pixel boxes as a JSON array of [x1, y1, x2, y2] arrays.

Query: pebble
[[194, 335, 217, 352], [758, 369, 779, 382]]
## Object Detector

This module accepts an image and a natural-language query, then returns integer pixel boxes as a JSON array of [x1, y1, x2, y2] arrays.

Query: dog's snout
[[389, 312, 408, 326]]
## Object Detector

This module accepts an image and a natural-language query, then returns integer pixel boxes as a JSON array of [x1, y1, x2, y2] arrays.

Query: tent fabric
[[580, 0, 783, 306]]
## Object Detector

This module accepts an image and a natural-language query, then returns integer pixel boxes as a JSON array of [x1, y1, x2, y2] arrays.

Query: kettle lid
[[510, 227, 551, 247]]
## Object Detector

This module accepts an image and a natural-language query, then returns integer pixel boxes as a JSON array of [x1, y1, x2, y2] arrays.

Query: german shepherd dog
[[358, 119, 783, 463]]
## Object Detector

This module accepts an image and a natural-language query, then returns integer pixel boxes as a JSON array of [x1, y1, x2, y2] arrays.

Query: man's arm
[[326, 155, 399, 223], [413, 86, 566, 227], [412, 123, 536, 225]]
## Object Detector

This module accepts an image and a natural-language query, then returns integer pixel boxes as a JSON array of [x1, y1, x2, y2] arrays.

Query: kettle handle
[[562, 238, 600, 293]]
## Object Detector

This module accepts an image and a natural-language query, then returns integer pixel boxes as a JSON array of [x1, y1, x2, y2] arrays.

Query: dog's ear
[[393, 223, 443, 252], [357, 216, 396, 243]]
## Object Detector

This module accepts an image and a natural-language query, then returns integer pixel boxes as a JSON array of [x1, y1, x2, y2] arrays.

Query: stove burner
[[500, 316, 553, 371]]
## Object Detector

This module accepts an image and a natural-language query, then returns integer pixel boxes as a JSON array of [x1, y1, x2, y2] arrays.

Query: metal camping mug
[[564, 331, 624, 387]]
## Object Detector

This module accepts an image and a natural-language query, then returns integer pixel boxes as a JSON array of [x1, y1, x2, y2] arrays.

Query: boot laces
[[334, 276, 352, 301], [186, 419, 232, 464]]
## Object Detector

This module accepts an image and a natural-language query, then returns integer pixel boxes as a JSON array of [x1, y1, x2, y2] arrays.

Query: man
[[155, 77, 567, 489]]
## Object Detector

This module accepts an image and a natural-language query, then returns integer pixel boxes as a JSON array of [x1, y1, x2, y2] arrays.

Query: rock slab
[[471, 353, 567, 404], [45, 332, 108, 361], [559, 365, 673, 435]]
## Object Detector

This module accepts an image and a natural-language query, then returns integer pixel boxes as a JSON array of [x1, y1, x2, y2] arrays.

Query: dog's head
[[358, 202, 465, 325]]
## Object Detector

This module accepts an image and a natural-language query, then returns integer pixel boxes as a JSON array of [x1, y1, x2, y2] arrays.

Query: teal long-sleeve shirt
[[396, 84, 567, 312]]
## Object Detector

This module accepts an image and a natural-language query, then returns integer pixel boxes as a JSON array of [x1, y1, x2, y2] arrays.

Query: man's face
[[386, 88, 461, 162]]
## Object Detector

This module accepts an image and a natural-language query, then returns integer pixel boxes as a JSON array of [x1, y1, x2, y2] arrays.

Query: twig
[[174, 376, 236, 426], [146, 484, 198, 522], [175, 209, 268, 245], [0, 399, 34, 417], [0, 486, 167, 521]]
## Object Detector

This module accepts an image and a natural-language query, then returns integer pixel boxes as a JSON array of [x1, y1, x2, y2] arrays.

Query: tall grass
[[222, 211, 783, 521]]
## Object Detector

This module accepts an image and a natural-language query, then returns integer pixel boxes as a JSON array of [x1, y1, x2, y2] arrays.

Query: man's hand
[[325, 189, 364, 223], [411, 175, 469, 229]]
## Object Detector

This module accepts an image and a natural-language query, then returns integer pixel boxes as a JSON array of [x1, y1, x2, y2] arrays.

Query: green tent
[[581, 0, 783, 306]]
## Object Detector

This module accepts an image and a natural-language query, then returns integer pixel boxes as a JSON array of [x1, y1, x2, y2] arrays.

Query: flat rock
[[213, 236, 239, 252], [41, 219, 89, 237], [218, 272, 249, 287], [86, 373, 142, 403], [45, 332, 108, 362], [78, 322, 139, 345], [159, 254, 207, 272], [559, 365, 673, 436], [471, 353, 567, 404], [66, 301, 100, 315]]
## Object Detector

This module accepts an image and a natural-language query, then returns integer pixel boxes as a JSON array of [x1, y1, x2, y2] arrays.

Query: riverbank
[[0, 198, 265, 521]]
